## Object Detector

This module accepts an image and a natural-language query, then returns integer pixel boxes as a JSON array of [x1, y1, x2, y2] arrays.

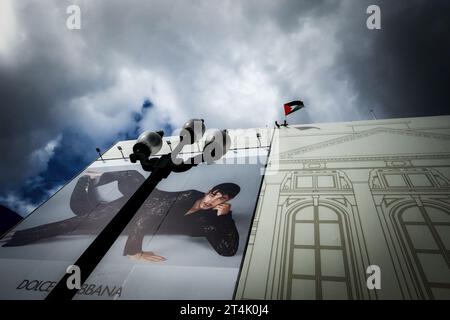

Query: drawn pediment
[[279, 127, 450, 159]]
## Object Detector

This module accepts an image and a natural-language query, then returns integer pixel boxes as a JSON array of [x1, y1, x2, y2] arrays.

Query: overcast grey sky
[[0, 0, 449, 215]]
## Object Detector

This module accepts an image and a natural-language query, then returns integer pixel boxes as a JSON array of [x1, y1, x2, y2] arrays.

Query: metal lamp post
[[46, 119, 230, 300]]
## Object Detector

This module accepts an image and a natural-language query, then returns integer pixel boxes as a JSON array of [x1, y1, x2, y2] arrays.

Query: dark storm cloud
[[264, 0, 341, 32], [0, 1, 117, 194], [0, 0, 449, 215], [338, 0, 450, 118]]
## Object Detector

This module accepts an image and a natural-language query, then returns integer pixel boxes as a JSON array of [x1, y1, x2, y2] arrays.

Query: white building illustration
[[236, 115, 450, 300]]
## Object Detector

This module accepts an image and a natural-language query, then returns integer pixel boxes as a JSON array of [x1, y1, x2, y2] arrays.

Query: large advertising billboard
[[0, 147, 267, 299], [0, 161, 149, 299]]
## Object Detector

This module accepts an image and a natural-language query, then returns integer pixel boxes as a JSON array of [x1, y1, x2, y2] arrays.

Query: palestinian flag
[[284, 100, 305, 116]]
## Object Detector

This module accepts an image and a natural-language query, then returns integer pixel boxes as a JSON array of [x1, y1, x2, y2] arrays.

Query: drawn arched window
[[286, 205, 353, 299], [398, 204, 450, 299]]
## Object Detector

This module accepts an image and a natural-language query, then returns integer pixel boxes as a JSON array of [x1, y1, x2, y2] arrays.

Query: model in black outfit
[[3, 170, 241, 260]]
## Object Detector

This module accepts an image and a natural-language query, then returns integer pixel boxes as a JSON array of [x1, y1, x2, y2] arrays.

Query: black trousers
[[3, 171, 144, 247]]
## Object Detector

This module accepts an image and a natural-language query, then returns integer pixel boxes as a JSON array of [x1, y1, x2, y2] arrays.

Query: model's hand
[[214, 203, 231, 216], [127, 251, 166, 262]]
